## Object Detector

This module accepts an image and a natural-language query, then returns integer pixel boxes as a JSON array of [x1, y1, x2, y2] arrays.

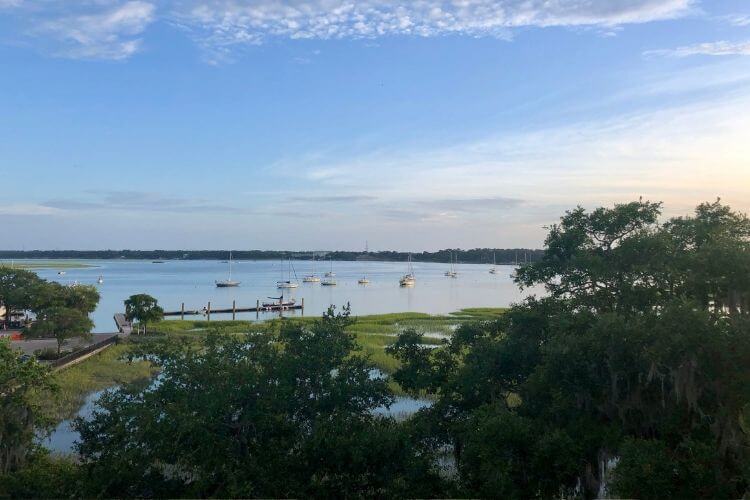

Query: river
[[23, 259, 541, 332]]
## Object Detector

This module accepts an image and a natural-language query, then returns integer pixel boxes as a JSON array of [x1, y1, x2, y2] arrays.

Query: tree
[[0, 269, 43, 329], [390, 200, 750, 498], [26, 306, 94, 357], [124, 294, 163, 335], [75, 307, 445, 498], [29, 282, 99, 316], [0, 340, 55, 474]]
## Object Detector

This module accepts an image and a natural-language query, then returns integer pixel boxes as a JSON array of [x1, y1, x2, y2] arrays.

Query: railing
[[49, 335, 119, 370]]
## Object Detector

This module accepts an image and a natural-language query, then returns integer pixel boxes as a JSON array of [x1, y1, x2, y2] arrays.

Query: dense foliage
[[0, 341, 55, 475], [73, 307, 446, 498], [389, 199, 750, 498], [0, 269, 99, 356]]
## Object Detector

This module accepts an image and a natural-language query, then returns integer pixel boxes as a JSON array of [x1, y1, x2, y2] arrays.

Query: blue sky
[[1, 0, 749, 250]]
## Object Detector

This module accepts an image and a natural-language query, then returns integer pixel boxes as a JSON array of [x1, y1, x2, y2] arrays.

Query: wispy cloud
[[1, 0, 695, 62], [645, 40, 750, 58], [289, 87, 750, 223], [43, 191, 240, 214], [28, 1, 155, 60], [0, 204, 62, 216], [418, 196, 524, 213], [723, 14, 750, 27], [175, 0, 694, 60]]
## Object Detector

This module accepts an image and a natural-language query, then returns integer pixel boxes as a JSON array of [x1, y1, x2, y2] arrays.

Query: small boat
[[444, 251, 458, 278], [399, 255, 416, 286], [324, 257, 335, 277], [97, 275, 104, 284], [216, 251, 241, 287], [262, 296, 296, 308], [489, 252, 497, 274], [303, 255, 321, 282], [277, 255, 299, 289], [277, 280, 299, 289], [57, 271, 66, 276], [321, 279, 337, 286], [358, 241, 371, 284]]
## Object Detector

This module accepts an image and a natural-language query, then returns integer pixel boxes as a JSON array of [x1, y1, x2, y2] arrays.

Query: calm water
[[28, 258, 538, 455], [26, 259, 541, 332]]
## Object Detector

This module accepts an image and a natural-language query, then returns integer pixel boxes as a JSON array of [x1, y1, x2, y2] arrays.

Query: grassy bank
[[0, 261, 94, 270], [39, 343, 158, 423], [148, 308, 507, 375]]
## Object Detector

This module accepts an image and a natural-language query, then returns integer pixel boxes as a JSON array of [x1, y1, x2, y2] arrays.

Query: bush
[[33, 347, 63, 360]]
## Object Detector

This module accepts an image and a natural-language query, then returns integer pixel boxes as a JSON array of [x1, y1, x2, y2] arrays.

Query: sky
[[1, 0, 749, 251]]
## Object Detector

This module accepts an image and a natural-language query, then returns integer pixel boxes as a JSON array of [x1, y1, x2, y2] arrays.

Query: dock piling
[[232, 300, 236, 320], [181, 302, 185, 320], [207, 301, 211, 322]]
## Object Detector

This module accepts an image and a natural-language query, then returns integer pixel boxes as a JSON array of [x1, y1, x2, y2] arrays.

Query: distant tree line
[[0, 248, 542, 264]]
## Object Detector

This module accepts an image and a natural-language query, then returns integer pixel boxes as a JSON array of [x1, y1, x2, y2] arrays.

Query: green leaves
[[0, 340, 55, 474], [74, 307, 440, 498], [124, 293, 164, 335]]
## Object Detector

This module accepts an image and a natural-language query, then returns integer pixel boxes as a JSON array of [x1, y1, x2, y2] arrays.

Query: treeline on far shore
[[0, 248, 543, 264]]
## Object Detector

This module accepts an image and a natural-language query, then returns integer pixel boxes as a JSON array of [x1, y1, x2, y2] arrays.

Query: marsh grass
[[39, 343, 159, 423], [145, 308, 505, 375], [0, 261, 93, 270]]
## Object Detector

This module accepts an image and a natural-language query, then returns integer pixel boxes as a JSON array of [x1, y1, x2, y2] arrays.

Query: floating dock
[[162, 298, 304, 320]]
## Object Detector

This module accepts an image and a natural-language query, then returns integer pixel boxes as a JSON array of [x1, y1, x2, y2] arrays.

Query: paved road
[[11, 333, 118, 356]]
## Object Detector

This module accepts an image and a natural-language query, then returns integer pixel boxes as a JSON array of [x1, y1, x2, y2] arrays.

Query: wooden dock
[[162, 298, 304, 320], [113, 313, 132, 334]]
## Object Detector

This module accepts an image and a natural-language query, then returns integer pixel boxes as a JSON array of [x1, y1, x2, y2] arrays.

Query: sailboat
[[324, 257, 336, 277], [277, 255, 299, 289], [489, 251, 498, 274], [444, 251, 458, 278], [321, 257, 337, 285], [216, 251, 241, 287], [303, 254, 321, 282], [358, 241, 370, 284], [97, 275, 104, 284], [399, 254, 416, 286]]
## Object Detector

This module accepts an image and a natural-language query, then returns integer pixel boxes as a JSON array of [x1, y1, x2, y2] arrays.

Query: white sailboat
[[324, 257, 335, 277], [277, 255, 299, 289], [489, 251, 498, 274], [216, 251, 241, 287], [444, 251, 458, 278], [303, 254, 321, 282], [399, 254, 416, 286], [358, 241, 371, 284], [97, 275, 104, 284], [321, 257, 337, 285]]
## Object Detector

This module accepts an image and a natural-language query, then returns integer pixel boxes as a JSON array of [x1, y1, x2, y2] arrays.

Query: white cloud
[[286, 88, 750, 225], [645, 40, 750, 58], [172, 0, 694, 60], [724, 14, 750, 27], [1, 0, 695, 61], [35, 1, 155, 60]]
